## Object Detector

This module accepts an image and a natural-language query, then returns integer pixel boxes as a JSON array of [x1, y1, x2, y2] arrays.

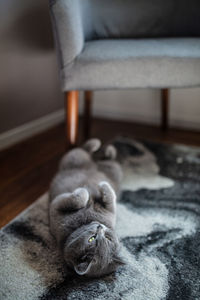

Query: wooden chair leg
[[84, 91, 93, 140], [65, 91, 79, 149], [161, 88, 169, 131]]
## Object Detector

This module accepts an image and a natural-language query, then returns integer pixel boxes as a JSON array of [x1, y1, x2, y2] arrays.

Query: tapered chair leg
[[65, 91, 79, 149], [161, 88, 169, 131], [84, 91, 93, 140]]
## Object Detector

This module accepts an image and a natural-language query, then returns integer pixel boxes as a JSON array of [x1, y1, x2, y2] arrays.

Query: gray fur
[[49, 139, 123, 277]]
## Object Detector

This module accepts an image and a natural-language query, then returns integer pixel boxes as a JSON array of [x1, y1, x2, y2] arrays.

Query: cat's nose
[[97, 224, 106, 235], [99, 224, 106, 230]]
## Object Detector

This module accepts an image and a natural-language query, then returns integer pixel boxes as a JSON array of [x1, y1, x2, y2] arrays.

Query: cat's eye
[[88, 235, 96, 243]]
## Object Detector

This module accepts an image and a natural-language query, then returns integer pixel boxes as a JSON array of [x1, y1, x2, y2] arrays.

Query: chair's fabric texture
[[62, 38, 200, 90], [49, 0, 200, 91], [49, 0, 84, 69], [82, 0, 200, 40]]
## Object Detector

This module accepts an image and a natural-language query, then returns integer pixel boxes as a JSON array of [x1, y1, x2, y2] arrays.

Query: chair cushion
[[61, 38, 200, 91], [82, 0, 200, 40]]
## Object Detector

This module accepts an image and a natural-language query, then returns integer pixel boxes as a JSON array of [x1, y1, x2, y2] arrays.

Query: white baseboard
[[0, 109, 65, 151], [1, 106, 199, 152], [93, 109, 160, 125], [93, 109, 200, 131], [170, 118, 200, 131]]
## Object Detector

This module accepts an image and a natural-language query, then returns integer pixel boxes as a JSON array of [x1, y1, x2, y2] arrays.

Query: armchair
[[49, 0, 200, 147]]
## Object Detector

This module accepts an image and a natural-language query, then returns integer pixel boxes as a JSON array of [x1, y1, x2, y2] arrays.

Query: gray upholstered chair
[[49, 0, 200, 147]]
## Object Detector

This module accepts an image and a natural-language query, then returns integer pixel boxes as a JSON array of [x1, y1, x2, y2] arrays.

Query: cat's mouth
[[91, 222, 106, 235]]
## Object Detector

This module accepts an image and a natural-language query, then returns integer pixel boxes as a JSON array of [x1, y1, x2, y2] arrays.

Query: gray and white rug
[[1, 137, 200, 300]]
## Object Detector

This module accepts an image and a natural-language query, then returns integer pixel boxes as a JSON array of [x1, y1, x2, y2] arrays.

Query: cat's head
[[63, 221, 124, 277]]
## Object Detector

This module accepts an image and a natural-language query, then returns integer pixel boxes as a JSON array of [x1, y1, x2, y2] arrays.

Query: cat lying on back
[[49, 139, 124, 277]]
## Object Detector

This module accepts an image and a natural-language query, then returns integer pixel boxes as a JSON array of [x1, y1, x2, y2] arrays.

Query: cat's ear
[[113, 253, 126, 266], [74, 260, 92, 276]]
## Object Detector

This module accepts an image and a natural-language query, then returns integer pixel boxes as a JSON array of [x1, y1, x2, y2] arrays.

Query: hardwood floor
[[0, 117, 200, 228]]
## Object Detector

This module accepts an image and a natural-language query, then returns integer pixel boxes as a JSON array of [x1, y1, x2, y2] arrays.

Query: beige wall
[[90, 88, 200, 130], [0, 0, 200, 137], [0, 0, 63, 134]]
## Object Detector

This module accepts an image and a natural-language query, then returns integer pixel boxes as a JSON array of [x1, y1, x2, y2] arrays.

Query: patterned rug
[[1, 137, 200, 300]]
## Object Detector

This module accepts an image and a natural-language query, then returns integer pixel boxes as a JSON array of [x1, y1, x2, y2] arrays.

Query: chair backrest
[[81, 0, 200, 41]]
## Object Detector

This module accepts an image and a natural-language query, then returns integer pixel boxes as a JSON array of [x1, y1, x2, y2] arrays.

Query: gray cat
[[49, 139, 124, 277]]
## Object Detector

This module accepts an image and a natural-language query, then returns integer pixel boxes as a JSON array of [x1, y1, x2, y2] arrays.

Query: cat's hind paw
[[104, 145, 117, 160], [83, 139, 101, 153]]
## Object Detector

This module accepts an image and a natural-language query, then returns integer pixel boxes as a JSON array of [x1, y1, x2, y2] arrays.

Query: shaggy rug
[[1, 137, 200, 300]]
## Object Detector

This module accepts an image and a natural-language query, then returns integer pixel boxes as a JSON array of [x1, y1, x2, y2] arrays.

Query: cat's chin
[[89, 221, 107, 233]]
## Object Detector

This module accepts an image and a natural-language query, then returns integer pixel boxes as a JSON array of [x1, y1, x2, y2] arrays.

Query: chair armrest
[[49, 0, 84, 69]]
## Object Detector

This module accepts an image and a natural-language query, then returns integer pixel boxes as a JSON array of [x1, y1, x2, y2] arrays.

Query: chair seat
[[61, 38, 200, 91]]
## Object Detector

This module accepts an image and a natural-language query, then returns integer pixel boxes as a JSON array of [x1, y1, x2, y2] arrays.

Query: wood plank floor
[[0, 117, 200, 228]]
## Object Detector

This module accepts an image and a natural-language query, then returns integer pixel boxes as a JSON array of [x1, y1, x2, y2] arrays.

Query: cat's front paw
[[73, 188, 89, 206], [99, 181, 116, 204]]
